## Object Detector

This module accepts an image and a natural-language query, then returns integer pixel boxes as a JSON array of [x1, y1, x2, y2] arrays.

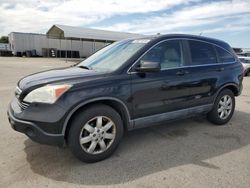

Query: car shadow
[[24, 110, 250, 185]]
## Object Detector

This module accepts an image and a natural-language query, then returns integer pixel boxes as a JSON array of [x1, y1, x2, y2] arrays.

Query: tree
[[0, 36, 9, 43]]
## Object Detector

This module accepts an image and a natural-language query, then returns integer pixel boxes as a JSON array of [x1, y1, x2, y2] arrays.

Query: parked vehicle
[[238, 56, 250, 76], [236, 52, 250, 57], [8, 34, 244, 162]]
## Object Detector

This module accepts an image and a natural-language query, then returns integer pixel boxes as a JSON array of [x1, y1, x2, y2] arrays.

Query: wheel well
[[246, 68, 250, 74], [223, 85, 239, 96], [64, 100, 130, 142]]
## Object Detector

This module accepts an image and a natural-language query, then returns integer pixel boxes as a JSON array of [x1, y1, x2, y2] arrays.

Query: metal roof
[[46, 24, 143, 41]]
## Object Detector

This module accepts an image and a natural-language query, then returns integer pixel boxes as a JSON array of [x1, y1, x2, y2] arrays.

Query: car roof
[[133, 34, 231, 51]]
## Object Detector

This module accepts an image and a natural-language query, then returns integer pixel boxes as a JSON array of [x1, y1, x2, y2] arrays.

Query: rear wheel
[[207, 89, 235, 125], [68, 104, 124, 163], [246, 69, 250, 76]]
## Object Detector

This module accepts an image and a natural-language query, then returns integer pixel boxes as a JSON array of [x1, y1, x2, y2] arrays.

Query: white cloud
[[0, 0, 197, 35], [1, 0, 249, 37], [96, 0, 250, 35]]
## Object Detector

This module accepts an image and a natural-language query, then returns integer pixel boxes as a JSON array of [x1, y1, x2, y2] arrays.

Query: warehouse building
[[8, 24, 142, 58]]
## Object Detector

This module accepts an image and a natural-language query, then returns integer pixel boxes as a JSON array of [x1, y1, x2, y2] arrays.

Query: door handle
[[176, 70, 189, 76], [216, 67, 224, 72]]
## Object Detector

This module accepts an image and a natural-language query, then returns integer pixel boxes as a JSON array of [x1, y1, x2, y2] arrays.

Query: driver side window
[[140, 40, 183, 70]]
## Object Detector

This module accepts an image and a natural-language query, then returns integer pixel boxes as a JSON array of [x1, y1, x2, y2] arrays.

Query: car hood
[[18, 66, 104, 90]]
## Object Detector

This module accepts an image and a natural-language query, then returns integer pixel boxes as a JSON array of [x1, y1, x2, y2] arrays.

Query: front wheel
[[68, 104, 124, 163], [207, 89, 235, 125]]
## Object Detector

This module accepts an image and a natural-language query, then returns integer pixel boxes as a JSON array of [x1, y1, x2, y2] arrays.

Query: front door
[[129, 40, 191, 126]]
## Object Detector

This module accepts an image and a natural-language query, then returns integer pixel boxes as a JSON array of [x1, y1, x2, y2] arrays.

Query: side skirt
[[132, 104, 213, 129]]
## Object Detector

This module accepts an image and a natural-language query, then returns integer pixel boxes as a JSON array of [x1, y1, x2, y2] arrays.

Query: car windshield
[[77, 39, 150, 72]]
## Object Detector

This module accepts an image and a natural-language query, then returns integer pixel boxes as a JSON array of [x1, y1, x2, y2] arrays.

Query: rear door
[[183, 39, 222, 108]]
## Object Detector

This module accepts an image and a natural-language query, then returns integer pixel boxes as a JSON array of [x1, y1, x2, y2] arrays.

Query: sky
[[0, 0, 250, 48]]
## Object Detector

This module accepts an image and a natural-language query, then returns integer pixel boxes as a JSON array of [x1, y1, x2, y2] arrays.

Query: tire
[[207, 89, 235, 125], [246, 69, 250, 76], [68, 104, 124, 163]]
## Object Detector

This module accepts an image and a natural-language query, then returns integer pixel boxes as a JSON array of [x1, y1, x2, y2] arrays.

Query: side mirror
[[136, 61, 161, 72]]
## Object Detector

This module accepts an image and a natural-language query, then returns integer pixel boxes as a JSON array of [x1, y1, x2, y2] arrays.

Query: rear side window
[[188, 40, 217, 65], [216, 46, 235, 63]]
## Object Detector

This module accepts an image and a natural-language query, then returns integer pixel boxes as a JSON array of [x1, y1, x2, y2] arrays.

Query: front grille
[[17, 99, 30, 110], [15, 86, 30, 110]]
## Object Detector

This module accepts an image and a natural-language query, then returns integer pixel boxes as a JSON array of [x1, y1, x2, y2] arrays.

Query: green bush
[[0, 36, 9, 43]]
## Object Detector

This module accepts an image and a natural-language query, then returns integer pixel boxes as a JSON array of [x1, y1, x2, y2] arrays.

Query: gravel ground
[[0, 57, 250, 188]]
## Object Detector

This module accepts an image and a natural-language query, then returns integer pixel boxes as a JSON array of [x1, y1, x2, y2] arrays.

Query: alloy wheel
[[79, 116, 116, 155], [217, 95, 233, 120]]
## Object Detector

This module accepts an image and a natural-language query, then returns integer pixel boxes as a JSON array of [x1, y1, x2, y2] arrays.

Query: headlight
[[23, 84, 72, 104]]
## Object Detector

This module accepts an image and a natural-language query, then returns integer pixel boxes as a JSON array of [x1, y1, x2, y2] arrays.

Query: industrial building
[[8, 24, 142, 58]]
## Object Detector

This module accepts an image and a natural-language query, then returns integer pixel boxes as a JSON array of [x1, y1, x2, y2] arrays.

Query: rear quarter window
[[188, 40, 217, 65], [215, 46, 235, 63]]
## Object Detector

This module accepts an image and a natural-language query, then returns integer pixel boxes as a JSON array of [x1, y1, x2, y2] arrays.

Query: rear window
[[188, 40, 217, 65], [216, 46, 235, 63]]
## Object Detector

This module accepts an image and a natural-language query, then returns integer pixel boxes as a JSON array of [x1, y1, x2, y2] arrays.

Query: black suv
[[8, 34, 243, 162]]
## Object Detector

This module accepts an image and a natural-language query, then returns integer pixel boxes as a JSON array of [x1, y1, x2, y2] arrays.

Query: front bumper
[[7, 100, 65, 146]]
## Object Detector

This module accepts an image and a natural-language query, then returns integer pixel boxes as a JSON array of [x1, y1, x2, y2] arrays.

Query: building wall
[[9, 32, 111, 57]]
